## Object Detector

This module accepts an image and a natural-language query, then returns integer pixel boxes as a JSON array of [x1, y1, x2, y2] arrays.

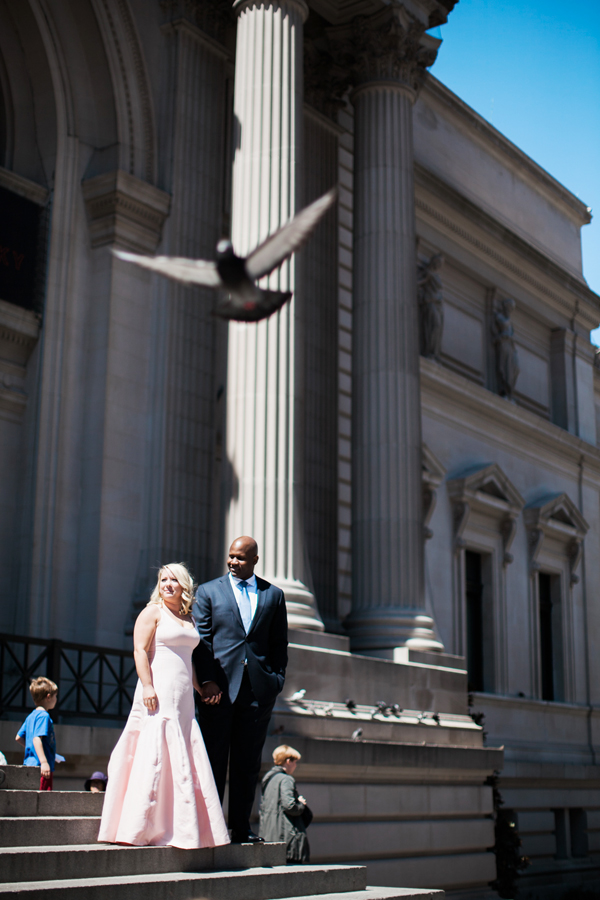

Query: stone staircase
[[0, 765, 443, 899]]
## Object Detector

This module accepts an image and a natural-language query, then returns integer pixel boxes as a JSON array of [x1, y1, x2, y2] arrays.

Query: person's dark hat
[[84, 771, 108, 791]]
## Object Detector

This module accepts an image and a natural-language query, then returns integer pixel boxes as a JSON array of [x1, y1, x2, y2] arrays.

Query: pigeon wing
[[245, 188, 336, 281], [112, 249, 222, 288]]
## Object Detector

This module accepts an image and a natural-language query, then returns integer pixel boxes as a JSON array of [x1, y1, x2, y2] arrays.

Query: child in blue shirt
[[15, 677, 60, 790]]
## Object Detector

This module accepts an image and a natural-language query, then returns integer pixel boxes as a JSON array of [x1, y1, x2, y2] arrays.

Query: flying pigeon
[[351, 727, 363, 742], [112, 189, 336, 322]]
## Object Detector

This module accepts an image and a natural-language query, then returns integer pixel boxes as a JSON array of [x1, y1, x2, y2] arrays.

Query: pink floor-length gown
[[97, 606, 230, 849]]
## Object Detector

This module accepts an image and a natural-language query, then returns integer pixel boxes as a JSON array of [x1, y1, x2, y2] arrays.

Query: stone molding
[[81, 170, 171, 253], [422, 75, 592, 228], [415, 164, 599, 328], [524, 493, 589, 582], [447, 462, 525, 564], [0, 167, 49, 206], [161, 0, 234, 46], [420, 357, 600, 477], [92, 0, 157, 183], [422, 442, 446, 540], [327, 4, 441, 97], [161, 17, 231, 61], [0, 298, 40, 421]]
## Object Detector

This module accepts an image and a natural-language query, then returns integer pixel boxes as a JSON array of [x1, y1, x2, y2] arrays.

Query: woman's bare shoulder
[[136, 604, 161, 626]]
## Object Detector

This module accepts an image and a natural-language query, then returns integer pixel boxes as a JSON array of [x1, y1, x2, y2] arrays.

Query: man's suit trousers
[[197, 669, 274, 836]]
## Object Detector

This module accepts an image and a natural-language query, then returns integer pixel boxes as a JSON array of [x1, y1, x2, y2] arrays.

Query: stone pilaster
[[329, 2, 448, 652], [225, 0, 324, 631]]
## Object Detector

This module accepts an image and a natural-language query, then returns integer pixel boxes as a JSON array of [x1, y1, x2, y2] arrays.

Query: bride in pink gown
[[98, 563, 230, 849]]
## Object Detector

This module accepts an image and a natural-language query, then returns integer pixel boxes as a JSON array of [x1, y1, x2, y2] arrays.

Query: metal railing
[[0, 633, 137, 721]]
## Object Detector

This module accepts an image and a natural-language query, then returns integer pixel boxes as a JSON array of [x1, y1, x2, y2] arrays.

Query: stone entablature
[[81, 170, 171, 253], [414, 76, 592, 280]]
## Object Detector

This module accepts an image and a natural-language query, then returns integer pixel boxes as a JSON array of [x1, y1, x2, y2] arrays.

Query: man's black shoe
[[231, 830, 265, 844]]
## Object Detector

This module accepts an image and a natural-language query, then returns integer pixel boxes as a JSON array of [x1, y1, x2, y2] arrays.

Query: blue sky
[[430, 0, 600, 335]]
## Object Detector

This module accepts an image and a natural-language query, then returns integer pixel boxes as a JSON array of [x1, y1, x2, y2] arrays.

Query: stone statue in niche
[[417, 253, 444, 360], [492, 297, 520, 400]]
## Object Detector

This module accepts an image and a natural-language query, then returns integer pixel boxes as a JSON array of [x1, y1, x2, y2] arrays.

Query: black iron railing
[[0, 633, 137, 721]]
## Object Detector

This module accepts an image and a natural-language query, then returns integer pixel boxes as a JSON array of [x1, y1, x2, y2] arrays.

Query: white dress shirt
[[229, 571, 258, 629]]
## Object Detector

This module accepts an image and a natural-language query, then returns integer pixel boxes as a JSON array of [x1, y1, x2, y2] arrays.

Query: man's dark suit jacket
[[192, 574, 288, 705]]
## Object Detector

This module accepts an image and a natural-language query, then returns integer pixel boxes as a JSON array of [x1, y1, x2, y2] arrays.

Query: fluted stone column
[[330, 3, 448, 652], [225, 0, 324, 631]]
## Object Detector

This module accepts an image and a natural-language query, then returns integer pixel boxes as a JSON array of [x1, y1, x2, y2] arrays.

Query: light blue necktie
[[238, 580, 252, 633]]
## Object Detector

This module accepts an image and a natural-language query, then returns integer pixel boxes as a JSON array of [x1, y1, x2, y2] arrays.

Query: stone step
[[290, 891, 444, 900], [0, 790, 104, 817], [0, 816, 101, 847], [0, 863, 365, 899], [0, 766, 43, 790], [0, 841, 285, 883]]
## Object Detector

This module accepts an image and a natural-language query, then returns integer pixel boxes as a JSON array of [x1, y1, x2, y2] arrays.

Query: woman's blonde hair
[[273, 744, 301, 766], [148, 563, 195, 615]]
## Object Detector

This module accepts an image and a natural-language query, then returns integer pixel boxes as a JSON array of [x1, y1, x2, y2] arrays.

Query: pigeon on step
[[112, 189, 336, 322]]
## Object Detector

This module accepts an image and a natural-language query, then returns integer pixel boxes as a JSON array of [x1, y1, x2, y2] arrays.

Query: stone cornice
[[415, 163, 600, 331], [420, 356, 600, 479], [309, 0, 456, 27], [0, 167, 49, 206], [81, 170, 171, 253], [422, 76, 592, 228]]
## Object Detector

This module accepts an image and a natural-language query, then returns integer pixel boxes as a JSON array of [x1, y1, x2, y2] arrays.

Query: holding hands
[[199, 681, 222, 705]]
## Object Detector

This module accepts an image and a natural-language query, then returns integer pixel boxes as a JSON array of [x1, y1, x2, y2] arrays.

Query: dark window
[[466, 550, 484, 692], [539, 572, 564, 702], [570, 809, 588, 858], [539, 573, 554, 701], [0, 185, 42, 310], [553, 808, 588, 859], [554, 807, 568, 859]]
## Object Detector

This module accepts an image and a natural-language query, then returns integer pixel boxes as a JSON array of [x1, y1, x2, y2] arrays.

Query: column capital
[[327, 1, 441, 99], [233, 0, 309, 23], [304, 39, 352, 120]]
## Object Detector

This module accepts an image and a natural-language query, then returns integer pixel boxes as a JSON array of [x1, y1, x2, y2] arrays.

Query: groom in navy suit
[[192, 536, 288, 843]]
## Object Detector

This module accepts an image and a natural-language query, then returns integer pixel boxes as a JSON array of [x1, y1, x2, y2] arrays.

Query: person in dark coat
[[192, 536, 288, 844], [259, 745, 310, 863]]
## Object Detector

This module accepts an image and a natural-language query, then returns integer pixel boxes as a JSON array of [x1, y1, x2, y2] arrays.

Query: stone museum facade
[[1, 0, 599, 897]]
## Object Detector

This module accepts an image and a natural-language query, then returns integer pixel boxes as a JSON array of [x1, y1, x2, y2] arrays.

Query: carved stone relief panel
[[436, 261, 486, 383]]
